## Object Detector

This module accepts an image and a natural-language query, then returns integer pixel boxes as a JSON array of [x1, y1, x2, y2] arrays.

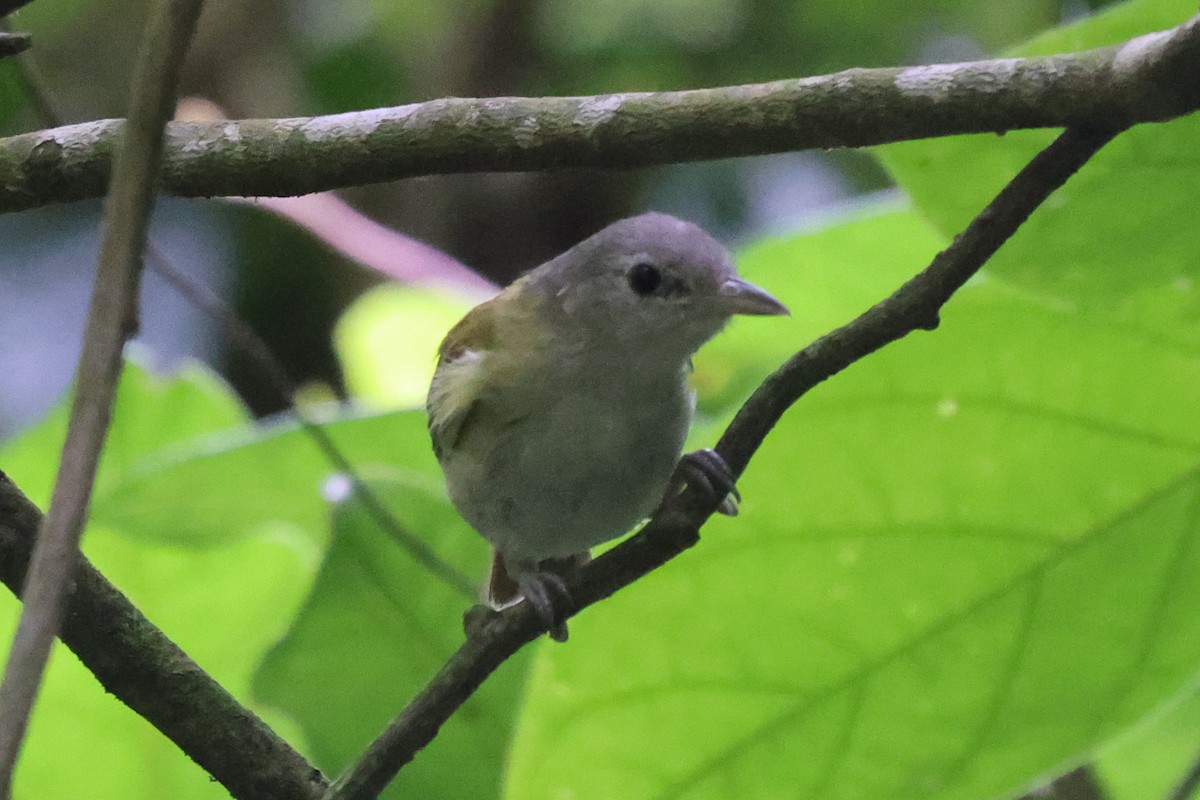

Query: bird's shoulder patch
[[428, 351, 487, 458], [438, 296, 499, 363], [428, 300, 499, 457], [428, 282, 547, 457]]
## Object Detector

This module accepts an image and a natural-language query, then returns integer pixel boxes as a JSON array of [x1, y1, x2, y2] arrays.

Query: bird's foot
[[677, 448, 741, 516], [487, 551, 582, 642], [517, 569, 573, 642]]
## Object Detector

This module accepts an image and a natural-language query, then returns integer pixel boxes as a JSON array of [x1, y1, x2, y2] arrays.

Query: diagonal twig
[[0, 0, 208, 790], [325, 123, 1125, 800]]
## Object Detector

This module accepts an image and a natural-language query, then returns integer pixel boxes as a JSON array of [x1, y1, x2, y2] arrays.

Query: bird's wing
[[427, 298, 498, 457]]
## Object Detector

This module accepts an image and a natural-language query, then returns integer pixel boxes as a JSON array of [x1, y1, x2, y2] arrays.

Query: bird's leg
[[672, 448, 741, 516], [516, 566, 573, 643], [489, 551, 581, 642]]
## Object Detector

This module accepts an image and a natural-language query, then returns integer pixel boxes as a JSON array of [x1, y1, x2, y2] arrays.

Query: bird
[[426, 212, 788, 640]]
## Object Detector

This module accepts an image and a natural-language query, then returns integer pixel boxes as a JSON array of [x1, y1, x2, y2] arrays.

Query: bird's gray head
[[527, 212, 787, 362]]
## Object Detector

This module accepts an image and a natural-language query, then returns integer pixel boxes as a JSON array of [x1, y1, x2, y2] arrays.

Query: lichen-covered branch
[[0, 473, 327, 799], [1, 13, 1198, 213]]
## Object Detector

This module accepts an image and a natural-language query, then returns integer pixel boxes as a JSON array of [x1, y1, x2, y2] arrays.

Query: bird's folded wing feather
[[428, 298, 498, 457], [429, 351, 489, 456]]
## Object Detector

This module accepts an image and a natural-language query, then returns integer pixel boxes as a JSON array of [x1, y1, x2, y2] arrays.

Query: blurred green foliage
[[0, 0, 1125, 414], [2, 0, 1199, 799]]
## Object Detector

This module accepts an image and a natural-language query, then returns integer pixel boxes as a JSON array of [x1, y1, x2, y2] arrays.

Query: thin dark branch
[[1169, 751, 1200, 800], [710, 125, 1121, 475], [325, 124, 1124, 800], [0, 13, 1198, 212], [1018, 766, 1108, 800], [0, 473, 327, 799], [0, 0, 207, 790], [145, 249, 477, 599]]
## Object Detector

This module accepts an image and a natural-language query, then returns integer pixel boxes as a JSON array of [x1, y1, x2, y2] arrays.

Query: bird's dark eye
[[628, 262, 662, 296]]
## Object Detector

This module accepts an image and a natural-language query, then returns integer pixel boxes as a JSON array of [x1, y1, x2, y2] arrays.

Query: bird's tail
[[485, 549, 523, 609], [484, 549, 592, 610]]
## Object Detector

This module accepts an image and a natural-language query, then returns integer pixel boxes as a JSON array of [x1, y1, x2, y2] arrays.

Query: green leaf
[[0, 351, 392, 552], [0, 351, 439, 550], [89, 405, 439, 547], [504, 214, 1200, 800], [7, 520, 314, 798], [334, 284, 474, 408], [877, 0, 1200, 318], [694, 201, 948, 414], [0, 350, 249, 505], [1094, 685, 1200, 800], [0, 358, 319, 795], [253, 477, 528, 800]]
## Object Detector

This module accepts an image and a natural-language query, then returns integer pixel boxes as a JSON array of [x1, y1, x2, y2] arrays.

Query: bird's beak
[[718, 278, 790, 316]]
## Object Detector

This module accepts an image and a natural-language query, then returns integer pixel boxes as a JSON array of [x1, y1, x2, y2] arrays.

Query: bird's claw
[[518, 570, 573, 642], [678, 448, 741, 516]]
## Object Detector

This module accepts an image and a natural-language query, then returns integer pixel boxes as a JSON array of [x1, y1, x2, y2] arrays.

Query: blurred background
[[0, 0, 1118, 438]]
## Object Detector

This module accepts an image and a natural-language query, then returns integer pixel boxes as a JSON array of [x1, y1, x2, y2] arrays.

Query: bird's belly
[[443, 389, 689, 561]]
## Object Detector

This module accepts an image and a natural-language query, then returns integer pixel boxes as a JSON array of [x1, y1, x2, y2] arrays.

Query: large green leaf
[[253, 477, 526, 800], [0, 350, 441, 549], [1095, 685, 1200, 800], [0, 358, 320, 797], [504, 208, 1200, 800], [89, 405, 439, 547], [0, 350, 249, 505], [878, 0, 1200, 318], [10, 523, 315, 798], [694, 201, 948, 414], [334, 283, 474, 409]]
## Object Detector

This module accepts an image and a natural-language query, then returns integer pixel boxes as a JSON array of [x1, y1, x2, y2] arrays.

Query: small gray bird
[[427, 213, 788, 639]]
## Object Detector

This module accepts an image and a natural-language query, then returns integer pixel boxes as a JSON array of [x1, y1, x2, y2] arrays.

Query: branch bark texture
[[326, 123, 1123, 800], [0, 473, 327, 799], [0, 0, 207, 789], [0, 13, 1197, 212]]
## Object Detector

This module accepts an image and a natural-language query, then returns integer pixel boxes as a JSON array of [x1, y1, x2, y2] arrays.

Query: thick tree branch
[[326, 123, 1123, 800], [1, 13, 1198, 213], [0, 473, 327, 798], [0, 0, 206, 789]]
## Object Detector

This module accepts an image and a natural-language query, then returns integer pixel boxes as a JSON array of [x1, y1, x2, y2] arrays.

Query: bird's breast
[[444, 366, 693, 561]]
